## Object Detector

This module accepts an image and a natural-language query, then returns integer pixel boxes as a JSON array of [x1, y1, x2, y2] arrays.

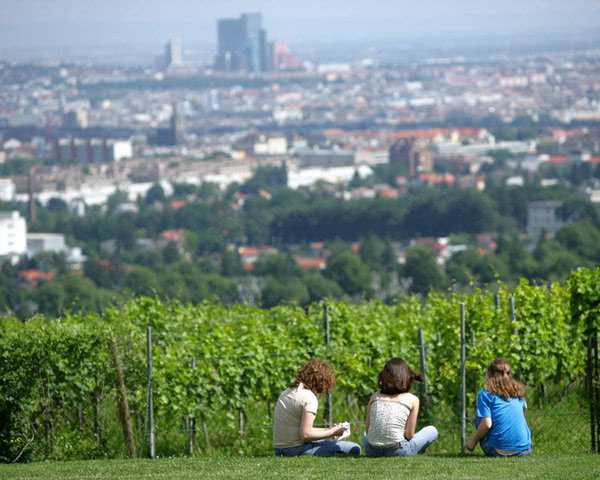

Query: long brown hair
[[485, 358, 525, 400], [377, 357, 423, 395], [290, 358, 336, 394]]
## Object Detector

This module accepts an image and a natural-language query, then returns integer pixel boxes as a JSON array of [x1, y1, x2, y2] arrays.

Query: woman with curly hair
[[466, 358, 532, 456], [273, 358, 361, 456]]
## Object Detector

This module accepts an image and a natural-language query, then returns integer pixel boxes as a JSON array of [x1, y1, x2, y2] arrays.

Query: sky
[[2, 0, 600, 49]]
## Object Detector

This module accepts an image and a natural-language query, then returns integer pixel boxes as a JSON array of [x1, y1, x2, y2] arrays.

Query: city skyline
[[2, 0, 600, 50]]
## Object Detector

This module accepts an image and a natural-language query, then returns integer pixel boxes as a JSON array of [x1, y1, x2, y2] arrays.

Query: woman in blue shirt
[[466, 358, 532, 457]]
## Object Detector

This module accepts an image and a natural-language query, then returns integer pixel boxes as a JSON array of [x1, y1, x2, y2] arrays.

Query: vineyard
[[0, 266, 599, 462]]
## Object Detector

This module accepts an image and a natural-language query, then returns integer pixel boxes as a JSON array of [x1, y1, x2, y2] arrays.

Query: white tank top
[[367, 393, 412, 447]]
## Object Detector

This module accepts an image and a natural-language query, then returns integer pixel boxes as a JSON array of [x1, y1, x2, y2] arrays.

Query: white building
[[254, 135, 288, 155], [0, 178, 15, 201], [27, 233, 66, 256], [0, 211, 27, 262]]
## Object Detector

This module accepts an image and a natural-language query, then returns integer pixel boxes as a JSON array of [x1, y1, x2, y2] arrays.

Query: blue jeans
[[363, 426, 438, 457], [274, 440, 362, 457], [474, 418, 532, 457], [479, 435, 532, 457]]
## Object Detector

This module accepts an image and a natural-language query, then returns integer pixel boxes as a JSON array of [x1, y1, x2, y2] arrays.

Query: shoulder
[[393, 392, 419, 409], [405, 392, 419, 408], [298, 385, 317, 400], [478, 388, 492, 399], [477, 389, 496, 404]]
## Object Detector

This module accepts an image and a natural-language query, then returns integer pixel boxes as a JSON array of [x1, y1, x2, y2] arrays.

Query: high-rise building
[[215, 13, 272, 73], [165, 38, 183, 67], [170, 103, 185, 146], [389, 139, 434, 176]]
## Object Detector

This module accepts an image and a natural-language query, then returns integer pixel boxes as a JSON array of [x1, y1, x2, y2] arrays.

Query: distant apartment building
[[389, 138, 434, 176], [0, 211, 27, 262], [527, 201, 563, 238], [298, 149, 355, 168], [253, 135, 288, 155], [0, 178, 15, 201], [215, 13, 273, 73], [273, 43, 299, 70], [55, 138, 132, 164], [26, 232, 86, 268], [155, 38, 183, 71], [26, 233, 66, 256], [165, 38, 182, 67], [62, 109, 89, 129]]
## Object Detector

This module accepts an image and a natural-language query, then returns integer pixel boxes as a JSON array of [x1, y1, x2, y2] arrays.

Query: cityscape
[[2, 1, 600, 469], [1, 7, 600, 317]]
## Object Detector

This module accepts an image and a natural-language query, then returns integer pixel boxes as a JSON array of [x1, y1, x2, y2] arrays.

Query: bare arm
[[365, 396, 374, 433], [466, 417, 492, 451], [404, 396, 420, 440], [298, 411, 345, 442]]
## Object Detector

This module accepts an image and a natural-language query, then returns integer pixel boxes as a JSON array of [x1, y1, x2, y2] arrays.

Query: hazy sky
[[2, 0, 600, 48]]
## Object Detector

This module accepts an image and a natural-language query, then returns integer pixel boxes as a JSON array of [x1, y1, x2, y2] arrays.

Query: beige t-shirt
[[273, 383, 318, 448]]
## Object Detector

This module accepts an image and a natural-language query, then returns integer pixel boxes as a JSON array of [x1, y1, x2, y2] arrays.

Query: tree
[[324, 250, 373, 297], [84, 258, 114, 288], [145, 183, 166, 205], [241, 165, 288, 194], [253, 253, 299, 278], [221, 250, 245, 277], [359, 234, 385, 269], [106, 190, 129, 212], [162, 241, 181, 264], [34, 280, 66, 316], [302, 271, 343, 303], [260, 276, 309, 308], [555, 221, 600, 262], [46, 197, 68, 212], [123, 266, 160, 296], [171, 182, 197, 198], [403, 245, 446, 295], [115, 214, 136, 252]]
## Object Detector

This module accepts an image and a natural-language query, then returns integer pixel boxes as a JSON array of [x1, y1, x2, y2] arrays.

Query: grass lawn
[[0, 454, 598, 480]]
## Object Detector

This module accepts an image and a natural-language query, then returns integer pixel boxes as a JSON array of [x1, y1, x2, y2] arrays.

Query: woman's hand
[[329, 424, 346, 437], [299, 412, 347, 441]]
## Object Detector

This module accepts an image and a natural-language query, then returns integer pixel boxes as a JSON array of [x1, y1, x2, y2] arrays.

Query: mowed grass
[[1, 454, 598, 480]]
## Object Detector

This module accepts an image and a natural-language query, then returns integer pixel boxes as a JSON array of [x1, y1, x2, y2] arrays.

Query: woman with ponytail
[[363, 357, 438, 457], [466, 358, 532, 456]]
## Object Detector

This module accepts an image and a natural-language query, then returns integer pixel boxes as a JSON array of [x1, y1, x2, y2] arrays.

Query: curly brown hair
[[485, 358, 525, 401], [290, 358, 336, 394], [377, 357, 423, 395]]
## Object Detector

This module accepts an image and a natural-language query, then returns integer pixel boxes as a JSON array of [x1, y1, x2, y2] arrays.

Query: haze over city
[[2, 0, 600, 62]]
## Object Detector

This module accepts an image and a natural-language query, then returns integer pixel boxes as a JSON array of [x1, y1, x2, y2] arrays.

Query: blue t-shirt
[[475, 388, 531, 451]]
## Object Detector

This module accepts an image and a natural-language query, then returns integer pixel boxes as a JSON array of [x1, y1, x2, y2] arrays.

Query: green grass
[[1, 455, 598, 480]]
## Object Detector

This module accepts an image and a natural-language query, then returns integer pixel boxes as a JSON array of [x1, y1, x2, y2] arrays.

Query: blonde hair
[[485, 358, 525, 401]]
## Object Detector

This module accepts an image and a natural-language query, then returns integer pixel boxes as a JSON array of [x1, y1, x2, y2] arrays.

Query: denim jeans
[[363, 426, 438, 457], [479, 435, 532, 457], [274, 440, 362, 457]]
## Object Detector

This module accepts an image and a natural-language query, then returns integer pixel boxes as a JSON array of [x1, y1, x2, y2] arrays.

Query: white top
[[367, 392, 414, 447], [273, 383, 318, 448]]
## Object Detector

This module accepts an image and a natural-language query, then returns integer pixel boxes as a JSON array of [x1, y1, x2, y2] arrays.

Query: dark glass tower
[[215, 13, 271, 73]]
